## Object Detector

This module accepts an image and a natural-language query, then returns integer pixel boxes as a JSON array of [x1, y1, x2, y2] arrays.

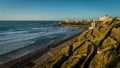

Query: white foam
[[0, 31, 27, 35], [0, 40, 35, 55], [0, 27, 75, 45]]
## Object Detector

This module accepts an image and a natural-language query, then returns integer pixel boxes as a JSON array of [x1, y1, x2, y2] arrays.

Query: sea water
[[0, 21, 81, 64]]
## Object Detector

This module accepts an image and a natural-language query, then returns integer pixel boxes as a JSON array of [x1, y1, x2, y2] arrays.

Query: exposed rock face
[[41, 18, 120, 68]]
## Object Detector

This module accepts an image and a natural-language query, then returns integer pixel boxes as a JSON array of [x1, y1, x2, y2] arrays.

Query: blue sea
[[0, 21, 82, 64]]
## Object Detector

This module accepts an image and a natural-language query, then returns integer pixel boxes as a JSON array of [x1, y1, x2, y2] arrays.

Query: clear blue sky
[[0, 0, 120, 20]]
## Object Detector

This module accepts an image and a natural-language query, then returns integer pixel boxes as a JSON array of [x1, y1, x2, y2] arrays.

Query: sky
[[0, 0, 120, 20]]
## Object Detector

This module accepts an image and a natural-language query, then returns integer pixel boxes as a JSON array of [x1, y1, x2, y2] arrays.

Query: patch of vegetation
[[61, 56, 83, 68], [86, 30, 94, 39], [62, 41, 90, 68], [72, 41, 85, 51], [77, 31, 88, 41], [81, 42, 95, 68], [101, 37, 118, 49], [111, 21, 120, 28], [40, 52, 67, 68], [90, 50, 119, 68], [112, 28, 120, 36]]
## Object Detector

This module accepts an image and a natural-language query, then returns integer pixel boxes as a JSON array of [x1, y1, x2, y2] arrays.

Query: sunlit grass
[[62, 41, 90, 67], [90, 50, 118, 68]]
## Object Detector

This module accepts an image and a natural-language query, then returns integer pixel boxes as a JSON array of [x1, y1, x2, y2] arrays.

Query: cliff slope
[[41, 18, 120, 68]]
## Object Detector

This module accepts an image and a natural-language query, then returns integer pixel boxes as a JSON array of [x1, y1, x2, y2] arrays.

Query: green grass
[[72, 41, 85, 51], [61, 56, 82, 68], [101, 37, 118, 49], [78, 31, 88, 41], [112, 28, 120, 36], [41, 46, 70, 68], [89, 35, 119, 68], [74, 41, 90, 55], [81, 42, 94, 68], [93, 28, 102, 37], [62, 41, 90, 67], [41, 52, 67, 68], [90, 50, 119, 68], [111, 21, 120, 28]]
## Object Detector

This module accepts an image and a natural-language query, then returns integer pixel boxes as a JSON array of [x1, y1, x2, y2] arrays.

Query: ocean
[[0, 21, 82, 64]]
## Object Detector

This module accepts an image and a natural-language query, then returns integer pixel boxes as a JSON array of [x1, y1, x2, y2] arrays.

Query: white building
[[89, 21, 96, 30], [99, 15, 113, 22], [65, 18, 71, 23]]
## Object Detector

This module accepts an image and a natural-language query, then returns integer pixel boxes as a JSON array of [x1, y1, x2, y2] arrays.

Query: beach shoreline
[[0, 27, 87, 68]]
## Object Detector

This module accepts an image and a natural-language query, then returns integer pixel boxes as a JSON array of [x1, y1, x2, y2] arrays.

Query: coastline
[[53, 22, 90, 28], [0, 27, 87, 68]]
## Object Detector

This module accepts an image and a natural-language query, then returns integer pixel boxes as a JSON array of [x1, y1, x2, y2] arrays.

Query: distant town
[[55, 15, 120, 29]]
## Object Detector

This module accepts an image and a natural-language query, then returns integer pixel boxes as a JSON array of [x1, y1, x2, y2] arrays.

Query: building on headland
[[65, 18, 71, 23], [98, 15, 113, 22], [75, 20, 79, 23], [65, 18, 74, 23], [80, 20, 84, 23], [86, 19, 93, 23], [89, 20, 96, 30]]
